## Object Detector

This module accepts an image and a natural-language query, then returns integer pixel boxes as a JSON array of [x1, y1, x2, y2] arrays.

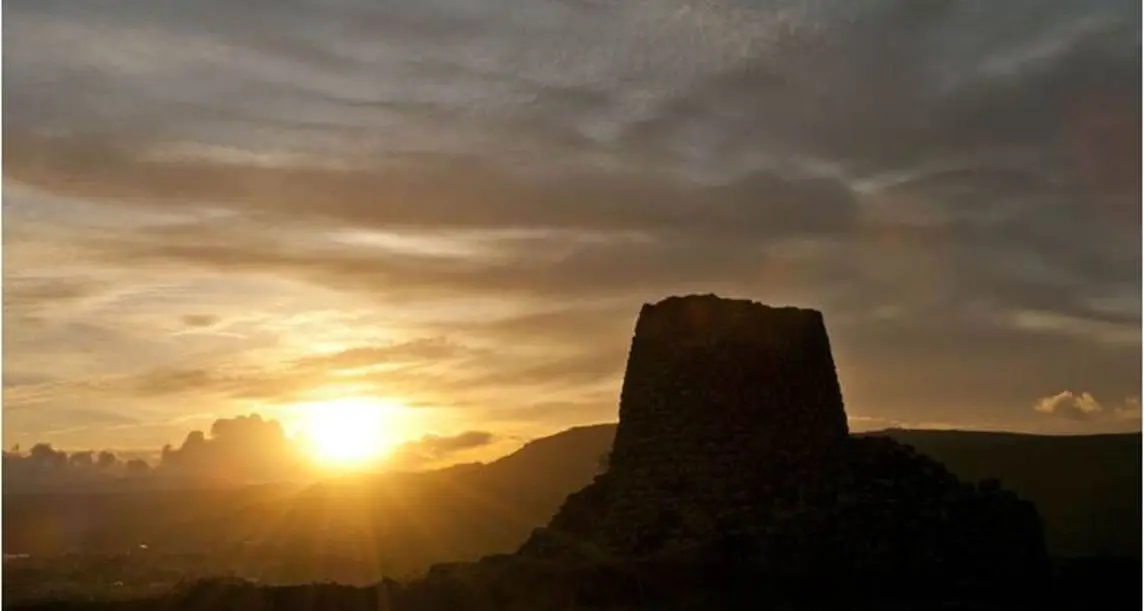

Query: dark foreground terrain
[[4, 427, 1141, 606], [6, 427, 1140, 559], [8, 555, 1141, 611], [6, 428, 1140, 611]]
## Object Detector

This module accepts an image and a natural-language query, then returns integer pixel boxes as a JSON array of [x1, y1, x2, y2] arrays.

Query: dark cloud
[[389, 430, 496, 469], [68, 450, 96, 468], [125, 458, 151, 476], [4, 140, 863, 241], [2, 277, 105, 310], [130, 367, 301, 402], [3, 421, 292, 491], [181, 314, 220, 328], [611, 0, 1140, 181], [28, 442, 68, 469], [2, 372, 57, 389], [2, 443, 145, 493], [74, 214, 857, 308], [413, 430, 495, 456], [121, 337, 477, 405], [97, 450, 118, 469]]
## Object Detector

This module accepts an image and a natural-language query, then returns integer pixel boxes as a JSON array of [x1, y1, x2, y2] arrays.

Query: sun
[[292, 397, 406, 468]]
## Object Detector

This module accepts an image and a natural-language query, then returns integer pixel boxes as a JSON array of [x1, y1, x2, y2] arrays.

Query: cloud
[[4, 414, 500, 490], [2, 0, 1139, 446], [153, 414, 495, 482], [117, 337, 476, 406], [1033, 391, 1103, 420], [6, 138, 865, 239], [389, 430, 497, 469], [75, 337, 627, 429], [411, 430, 495, 457], [290, 338, 464, 370], [2, 277, 107, 311], [158, 414, 305, 482], [2, 444, 146, 493], [181, 314, 220, 328], [1033, 391, 1141, 422]]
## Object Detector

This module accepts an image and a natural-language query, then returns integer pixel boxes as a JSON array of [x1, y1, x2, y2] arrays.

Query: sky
[[3, 0, 1141, 463]]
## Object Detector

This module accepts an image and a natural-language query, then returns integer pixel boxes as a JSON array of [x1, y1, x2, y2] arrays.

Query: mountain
[[2, 423, 1139, 600], [866, 428, 1141, 558], [509, 424, 1141, 558]]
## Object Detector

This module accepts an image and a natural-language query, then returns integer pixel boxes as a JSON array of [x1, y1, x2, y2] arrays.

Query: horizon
[[7, 411, 1140, 473], [4, 0, 1141, 475]]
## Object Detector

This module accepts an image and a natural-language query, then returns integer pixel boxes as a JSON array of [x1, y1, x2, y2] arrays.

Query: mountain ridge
[[3, 422, 1139, 603]]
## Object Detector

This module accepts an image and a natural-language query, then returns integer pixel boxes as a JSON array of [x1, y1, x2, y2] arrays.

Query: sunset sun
[[293, 397, 407, 468]]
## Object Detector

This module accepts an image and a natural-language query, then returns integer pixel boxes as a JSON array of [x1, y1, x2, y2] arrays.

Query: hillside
[[866, 428, 1142, 557], [3, 424, 1139, 600], [469, 423, 1142, 559], [564, 425, 1141, 558]]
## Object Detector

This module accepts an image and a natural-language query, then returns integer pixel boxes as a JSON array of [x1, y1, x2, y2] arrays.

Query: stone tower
[[600, 296, 850, 550], [519, 294, 1047, 587], [611, 295, 849, 481]]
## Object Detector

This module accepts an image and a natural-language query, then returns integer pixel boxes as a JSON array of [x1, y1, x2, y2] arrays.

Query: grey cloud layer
[[3, 0, 1139, 443]]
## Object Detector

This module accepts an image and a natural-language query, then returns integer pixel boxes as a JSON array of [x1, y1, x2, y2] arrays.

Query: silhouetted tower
[[603, 295, 849, 550], [519, 293, 1047, 589]]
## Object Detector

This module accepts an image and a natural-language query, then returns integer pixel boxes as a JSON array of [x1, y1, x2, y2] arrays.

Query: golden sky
[[3, 0, 1140, 466]]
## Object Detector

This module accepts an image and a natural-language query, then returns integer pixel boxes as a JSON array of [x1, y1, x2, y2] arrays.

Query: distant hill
[[1, 424, 618, 588], [522, 424, 1141, 558], [862, 428, 1142, 558], [3, 423, 1139, 597]]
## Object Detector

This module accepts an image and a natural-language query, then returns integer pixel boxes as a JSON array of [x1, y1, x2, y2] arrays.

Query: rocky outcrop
[[519, 294, 1048, 588]]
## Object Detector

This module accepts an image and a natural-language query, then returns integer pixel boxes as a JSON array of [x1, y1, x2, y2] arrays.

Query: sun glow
[[293, 397, 408, 468]]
